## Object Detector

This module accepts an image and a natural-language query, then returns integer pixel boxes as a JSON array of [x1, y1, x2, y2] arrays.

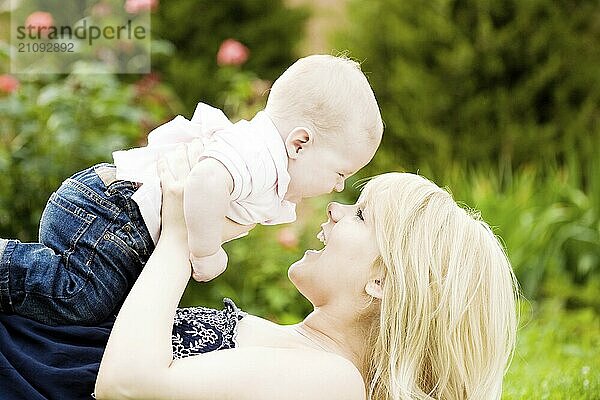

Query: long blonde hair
[[360, 173, 518, 400]]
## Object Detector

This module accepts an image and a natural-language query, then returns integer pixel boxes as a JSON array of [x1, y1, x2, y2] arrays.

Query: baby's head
[[265, 54, 383, 202]]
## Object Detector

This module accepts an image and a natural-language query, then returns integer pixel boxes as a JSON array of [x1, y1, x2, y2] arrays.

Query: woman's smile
[[301, 223, 331, 258], [300, 227, 327, 259]]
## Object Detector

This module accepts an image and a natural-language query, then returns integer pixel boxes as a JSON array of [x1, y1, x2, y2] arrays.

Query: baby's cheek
[[325, 179, 336, 193], [313, 181, 330, 196]]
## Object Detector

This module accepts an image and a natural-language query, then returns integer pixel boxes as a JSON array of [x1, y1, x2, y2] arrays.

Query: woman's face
[[288, 199, 380, 307]]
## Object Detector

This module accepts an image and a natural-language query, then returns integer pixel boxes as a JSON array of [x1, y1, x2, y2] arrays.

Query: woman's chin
[[299, 248, 324, 263], [305, 248, 323, 256], [288, 248, 323, 277]]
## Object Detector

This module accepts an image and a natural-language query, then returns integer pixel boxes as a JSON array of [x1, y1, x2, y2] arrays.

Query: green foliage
[[436, 160, 600, 308], [337, 0, 600, 175], [151, 0, 309, 112], [0, 70, 173, 240], [503, 301, 600, 399]]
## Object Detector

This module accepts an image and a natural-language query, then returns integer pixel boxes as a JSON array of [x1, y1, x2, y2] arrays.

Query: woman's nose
[[327, 202, 346, 223], [334, 179, 345, 193]]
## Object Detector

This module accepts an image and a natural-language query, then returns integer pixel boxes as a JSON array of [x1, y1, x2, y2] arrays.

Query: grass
[[503, 300, 600, 399]]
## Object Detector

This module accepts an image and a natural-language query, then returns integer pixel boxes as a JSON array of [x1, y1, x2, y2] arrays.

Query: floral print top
[[171, 298, 246, 359]]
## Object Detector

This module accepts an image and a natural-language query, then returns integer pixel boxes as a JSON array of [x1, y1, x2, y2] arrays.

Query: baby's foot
[[190, 248, 228, 282]]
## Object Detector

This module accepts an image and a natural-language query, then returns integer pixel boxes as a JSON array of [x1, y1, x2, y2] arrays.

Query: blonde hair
[[359, 173, 518, 400], [265, 54, 383, 146]]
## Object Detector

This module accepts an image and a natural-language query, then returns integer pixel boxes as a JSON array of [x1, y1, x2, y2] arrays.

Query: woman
[[94, 154, 518, 399]]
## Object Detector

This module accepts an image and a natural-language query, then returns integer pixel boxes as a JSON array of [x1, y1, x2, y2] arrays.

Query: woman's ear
[[284, 127, 313, 159], [365, 278, 383, 299]]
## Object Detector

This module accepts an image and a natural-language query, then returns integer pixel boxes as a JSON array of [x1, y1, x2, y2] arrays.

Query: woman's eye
[[355, 208, 364, 221]]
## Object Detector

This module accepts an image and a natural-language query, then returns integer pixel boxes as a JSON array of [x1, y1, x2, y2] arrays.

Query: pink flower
[[125, 0, 158, 14], [91, 2, 112, 18], [134, 72, 161, 95], [25, 11, 54, 37], [277, 227, 299, 249], [217, 39, 249, 66], [0, 74, 20, 94]]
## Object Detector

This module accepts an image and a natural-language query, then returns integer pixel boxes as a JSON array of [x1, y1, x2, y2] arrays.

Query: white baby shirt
[[112, 103, 297, 244]]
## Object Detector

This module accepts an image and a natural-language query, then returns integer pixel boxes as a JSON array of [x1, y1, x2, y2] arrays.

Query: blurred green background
[[0, 0, 598, 398]]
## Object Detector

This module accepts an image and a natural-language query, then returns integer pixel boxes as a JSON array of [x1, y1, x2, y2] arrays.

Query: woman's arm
[[135, 346, 366, 400], [95, 146, 193, 397]]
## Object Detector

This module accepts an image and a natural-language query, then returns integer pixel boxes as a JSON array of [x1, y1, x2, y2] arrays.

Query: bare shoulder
[[161, 346, 366, 400], [259, 348, 366, 400], [306, 351, 366, 400]]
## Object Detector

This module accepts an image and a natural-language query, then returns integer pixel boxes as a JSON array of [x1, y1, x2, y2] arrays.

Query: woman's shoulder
[[296, 349, 366, 399], [239, 346, 366, 399], [248, 346, 366, 400], [168, 345, 366, 400]]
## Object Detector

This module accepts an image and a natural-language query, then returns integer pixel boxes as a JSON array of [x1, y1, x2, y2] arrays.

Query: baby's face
[[285, 135, 378, 203]]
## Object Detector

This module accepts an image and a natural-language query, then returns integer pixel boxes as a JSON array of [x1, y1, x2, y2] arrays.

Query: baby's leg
[[0, 238, 95, 322], [0, 164, 154, 325]]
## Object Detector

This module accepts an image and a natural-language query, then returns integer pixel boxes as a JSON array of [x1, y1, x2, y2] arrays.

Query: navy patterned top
[[172, 298, 246, 359], [0, 299, 246, 400]]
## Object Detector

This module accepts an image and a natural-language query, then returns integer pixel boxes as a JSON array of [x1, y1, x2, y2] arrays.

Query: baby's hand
[[189, 248, 228, 282]]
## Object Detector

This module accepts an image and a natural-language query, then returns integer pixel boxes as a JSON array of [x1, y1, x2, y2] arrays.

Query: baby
[[0, 55, 383, 325]]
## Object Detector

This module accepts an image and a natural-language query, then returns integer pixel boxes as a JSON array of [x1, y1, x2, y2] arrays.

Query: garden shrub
[[440, 161, 600, 309], [337, 0, 600, 176], [0, 69, 175, 240]]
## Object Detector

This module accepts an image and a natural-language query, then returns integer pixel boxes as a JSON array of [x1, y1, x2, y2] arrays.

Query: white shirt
[[112, 103, 296, 244]]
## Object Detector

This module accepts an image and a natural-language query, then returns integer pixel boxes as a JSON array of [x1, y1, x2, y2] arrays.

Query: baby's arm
[[184, 157, 233, 281]]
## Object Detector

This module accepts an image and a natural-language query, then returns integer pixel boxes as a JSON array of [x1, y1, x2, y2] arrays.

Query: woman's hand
[[158, 145, 190, 240]]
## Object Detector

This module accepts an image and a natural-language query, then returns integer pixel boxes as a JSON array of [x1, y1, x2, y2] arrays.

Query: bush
[[151, 0, 309, 112], [438, 160, 600, 309], [337, 0, 600, 175]]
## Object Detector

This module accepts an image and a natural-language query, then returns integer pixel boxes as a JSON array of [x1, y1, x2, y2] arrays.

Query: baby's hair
[[265, 54, 383, 147]]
